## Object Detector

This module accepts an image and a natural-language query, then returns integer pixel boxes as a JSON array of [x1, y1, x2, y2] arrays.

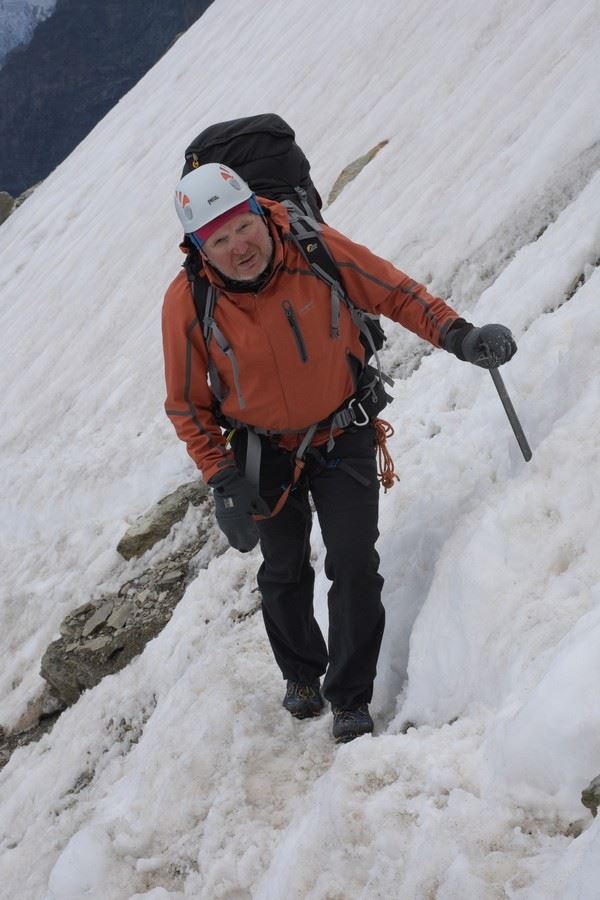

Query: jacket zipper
[[282, 300, 308, 362]]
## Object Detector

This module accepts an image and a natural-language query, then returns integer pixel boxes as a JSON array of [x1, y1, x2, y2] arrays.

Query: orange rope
[[373, 418, 399, 492]]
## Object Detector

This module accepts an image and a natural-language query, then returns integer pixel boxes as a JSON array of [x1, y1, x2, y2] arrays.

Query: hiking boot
[[332, 704, 374, 743], [282, 680, 325, 719]]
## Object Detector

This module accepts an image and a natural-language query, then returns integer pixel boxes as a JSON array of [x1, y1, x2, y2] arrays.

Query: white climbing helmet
[[174, 163, 253, 233]]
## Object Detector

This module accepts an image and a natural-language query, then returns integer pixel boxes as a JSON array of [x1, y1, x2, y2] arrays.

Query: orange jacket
[[162, 199, 460, 482]]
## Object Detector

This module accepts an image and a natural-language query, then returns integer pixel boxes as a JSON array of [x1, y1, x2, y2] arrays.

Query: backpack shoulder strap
[[183, 254, 216, 343], [285, 205, 390, 381], [284, 204, 345, 338], [183, 257, 247, 408], [284, 204, 338, 284]]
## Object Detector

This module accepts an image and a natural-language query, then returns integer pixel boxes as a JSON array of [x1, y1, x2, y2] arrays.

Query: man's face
[[201, 213, 272, 282]]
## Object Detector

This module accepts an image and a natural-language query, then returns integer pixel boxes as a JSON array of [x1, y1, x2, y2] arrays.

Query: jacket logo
[[306, 242, 318, 253]]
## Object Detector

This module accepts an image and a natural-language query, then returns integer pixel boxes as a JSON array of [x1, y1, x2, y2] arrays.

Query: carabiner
[[348, 397, 370, 427]]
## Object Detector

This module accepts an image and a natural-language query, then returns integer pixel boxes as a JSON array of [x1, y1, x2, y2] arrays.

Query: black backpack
[[180, 114, 390, 447], [182, 113, 325, 222]]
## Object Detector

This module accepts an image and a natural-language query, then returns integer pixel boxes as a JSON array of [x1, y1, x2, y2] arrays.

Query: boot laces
[[333, 704, 368, 722], [289, 682, 318, 700]]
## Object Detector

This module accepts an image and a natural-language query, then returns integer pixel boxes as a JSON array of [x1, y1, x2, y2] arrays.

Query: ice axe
[[489, 367, 532, 462]]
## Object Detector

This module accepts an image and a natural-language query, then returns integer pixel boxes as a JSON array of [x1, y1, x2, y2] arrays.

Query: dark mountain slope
[[0, 0, 213, 195]]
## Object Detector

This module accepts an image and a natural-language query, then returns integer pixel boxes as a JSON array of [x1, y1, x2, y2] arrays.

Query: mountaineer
[[162, 156, 516, 743]]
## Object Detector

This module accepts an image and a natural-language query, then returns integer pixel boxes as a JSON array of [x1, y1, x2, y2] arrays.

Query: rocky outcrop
[[41, 481, 218, 707], [0, 0, 214, 196], [1, 483, 225, 769], [582, 774, 600, 817], [40, 531, 212, 707], [117, 480, 208, 560], [0, 190, 14, 224], [0, 182, 41, 225], [326, 140, 389, 207], [0, 684, 63, 769]]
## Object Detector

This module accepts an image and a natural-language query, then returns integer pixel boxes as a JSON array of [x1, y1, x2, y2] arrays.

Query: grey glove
[[209, 468, 270, 553], [460, 323, 517, 369]]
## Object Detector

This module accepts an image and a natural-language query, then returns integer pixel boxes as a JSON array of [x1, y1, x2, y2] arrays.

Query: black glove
[[445, 319, 517, 369], [209, 468, 270, 553], [461, 323, 517, 368]]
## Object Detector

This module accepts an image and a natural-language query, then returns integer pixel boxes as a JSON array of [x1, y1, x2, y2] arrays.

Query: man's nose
[[231, 234, 249, 254]]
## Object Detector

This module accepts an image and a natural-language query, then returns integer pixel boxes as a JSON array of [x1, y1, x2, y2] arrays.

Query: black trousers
[[237, 425, 385, 709]]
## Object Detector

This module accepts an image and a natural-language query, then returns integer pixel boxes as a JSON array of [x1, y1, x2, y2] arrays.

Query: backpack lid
[[182, 114, 295, 175], [181, 113, 323, 220]]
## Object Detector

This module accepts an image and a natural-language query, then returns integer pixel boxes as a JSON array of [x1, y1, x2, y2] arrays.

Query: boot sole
[[334, 728, 373, 743], [285, 706, 325, 720]]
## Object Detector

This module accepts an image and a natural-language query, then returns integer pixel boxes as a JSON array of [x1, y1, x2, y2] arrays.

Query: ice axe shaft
[[489, 368, 532, 462]]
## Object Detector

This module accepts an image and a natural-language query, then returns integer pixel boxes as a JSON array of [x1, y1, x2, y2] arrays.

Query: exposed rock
[[85, 635, 114, 652], [106, 600, 134, 630], [12, 683, 65, 734], [3, 484, 225, 768], [229, 598, 262, 623], [59, 602, 94, 638], [565, 819, 586, 838], [14, 182, 39, 208], [581, 774, 600, 817], [0, 182, 40, 226], [326, 140, 389, 207], [40, 549, 195, 706], [39, 499, 226, 709], [0, 709, 62, 771], [0, 684, 65, 771], [117, 480, 208, 560], [81, 599, 114, 637], [0, 191, 15, 224]]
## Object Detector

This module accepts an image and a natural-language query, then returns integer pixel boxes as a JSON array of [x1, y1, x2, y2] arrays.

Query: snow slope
[[1, 0, 600, 896]]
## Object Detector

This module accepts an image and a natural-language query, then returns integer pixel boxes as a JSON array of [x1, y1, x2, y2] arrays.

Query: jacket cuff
[[203, 453, 236, 485], [442, 318, 475, 360], [208, 466, 238, 487]]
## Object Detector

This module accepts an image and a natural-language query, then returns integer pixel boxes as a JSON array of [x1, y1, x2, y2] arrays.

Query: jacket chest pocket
[[282, 300, 308, 363]]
